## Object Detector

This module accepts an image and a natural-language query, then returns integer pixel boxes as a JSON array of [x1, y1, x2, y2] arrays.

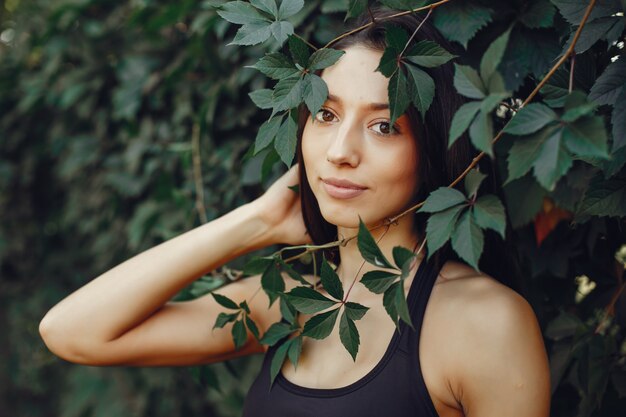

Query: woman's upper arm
[[455, 284, 551, 417], [55, 274, 283, 366]]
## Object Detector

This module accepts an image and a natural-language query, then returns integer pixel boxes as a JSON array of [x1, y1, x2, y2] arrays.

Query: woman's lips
[[322, 180, 367, 199]]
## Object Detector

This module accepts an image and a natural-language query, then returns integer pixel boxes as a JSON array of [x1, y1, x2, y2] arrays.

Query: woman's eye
[[314, 109, 336, 123], [371, 121, 399, 136]]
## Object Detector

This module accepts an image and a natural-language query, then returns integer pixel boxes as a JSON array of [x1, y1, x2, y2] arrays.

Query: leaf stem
[[398, 8, 433, 59], [294, 33, 318, 51]]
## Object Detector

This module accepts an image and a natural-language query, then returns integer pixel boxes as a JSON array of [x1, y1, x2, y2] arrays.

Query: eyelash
[[313, 108, 402, 137]]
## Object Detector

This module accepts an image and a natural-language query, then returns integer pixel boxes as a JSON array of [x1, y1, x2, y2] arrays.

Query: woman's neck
[[334, 214, 422, 291]]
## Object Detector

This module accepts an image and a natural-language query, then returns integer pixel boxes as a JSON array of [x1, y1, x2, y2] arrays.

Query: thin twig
[[294, 33, 318, 51], [569, 53, 576, 93], [191, 122, 208, 224], [324, 0, 453, 49], [399, 8, 433, 58]]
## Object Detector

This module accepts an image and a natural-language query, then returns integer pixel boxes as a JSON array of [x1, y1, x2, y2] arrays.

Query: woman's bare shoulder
[[431, 261, 550, 416]]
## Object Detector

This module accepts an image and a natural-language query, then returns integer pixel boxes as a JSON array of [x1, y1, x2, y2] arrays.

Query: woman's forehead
[[319, 46, 390, 109]]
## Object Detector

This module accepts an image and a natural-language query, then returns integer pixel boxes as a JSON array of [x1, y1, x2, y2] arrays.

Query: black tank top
[[242, 256, 442, 417]]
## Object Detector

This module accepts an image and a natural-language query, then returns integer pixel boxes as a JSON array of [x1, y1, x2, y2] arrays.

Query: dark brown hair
[[295, 7, 522, 293]]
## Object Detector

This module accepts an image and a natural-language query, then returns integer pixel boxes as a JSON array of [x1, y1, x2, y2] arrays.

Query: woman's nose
[[325, 116, 361, 167]]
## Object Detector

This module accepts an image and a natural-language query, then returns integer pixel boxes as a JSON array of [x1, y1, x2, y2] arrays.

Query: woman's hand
[[252, 164, 313, 246]]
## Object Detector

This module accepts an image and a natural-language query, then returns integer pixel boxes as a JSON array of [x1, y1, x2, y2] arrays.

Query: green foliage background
[[1, 0, 625, 416]]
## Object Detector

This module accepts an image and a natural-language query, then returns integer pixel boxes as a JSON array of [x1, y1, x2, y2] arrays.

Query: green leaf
[[286, 286, 338, 314], [464, 169, 487, 198], [449, 101, 481, 148], [308, 48, 345, 71], [405, 40, 457, 68], [213, 312, 240, 329], [612, 86, 626, 151], [254, 115, 283, 155], [302, 73, 328, 117], [270, 338, 291, 386], [270, 20, 294, 45], [250, 0, 278, 18], [243, 256, 274, 275], [551, 0, 621, 25], [218, 1, 270, 25], [251, 52, 298, 79], [239, 300, 251, 314], [232, 319, 248, 349], [468, 110, 494, 157], [272, 75, 304, 113], [383, 281, 399, 326], [211, 292, 240, 310], [249, 88, 274, 109], [576, 175, 626, 218], [302, 307, 340, 339], [417, 187, 467, 213], [288, 35, 311, 67], [503, 175, 546, 228], [245, 314, 260, 340], [260, 321, 294, 345], [261, 261, 285, 307], [562, 116, 609, 159], [376, 47, 399, 78], [561, 91, 597, 122], [425, 204, 465, 257], [339, 310, 360, 361], [345, 0, 368, 20], [454, 64, 486, 99], [231, 21, 273, 45], [588, 59, 626, 106], [506, 125, 560, 184], [479, 27, 512, 83], [357, 217, 394, 269], [344, 302, 369, 321], [394, 281, 413, 330], [432, 2, 493, 48], [520, 0, 556, 28], [278, 0, 304, 19], [533, 129, 573, 191], [287, 334, 303, 369], [545, 310, 583, 340], [388, 69, 411, 127], [361, 270, 399, 294], [405, 64, 435, 118], [473, 195, 506, 238], [451, 209, 484, 270], [320, 257, 344, 301], [504, 103, 558, 135], [392, 246, 416, 272], [277, 258, 312, 286], [274, 109, 298, 167], [280, 296, 298, 324], [385, 22, 409, 51]]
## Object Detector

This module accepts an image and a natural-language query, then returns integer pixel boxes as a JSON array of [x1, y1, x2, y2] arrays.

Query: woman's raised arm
[[39, 165, 311, 366]]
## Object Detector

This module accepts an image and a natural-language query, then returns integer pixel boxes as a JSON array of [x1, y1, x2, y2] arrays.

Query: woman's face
[[302, 45, 420, 229]]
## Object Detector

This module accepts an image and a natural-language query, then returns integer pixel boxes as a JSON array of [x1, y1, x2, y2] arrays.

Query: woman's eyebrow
[[326, 93, 389, 111]]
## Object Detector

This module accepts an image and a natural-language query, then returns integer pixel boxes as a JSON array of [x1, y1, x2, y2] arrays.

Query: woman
[[39, 8, 551, 417]]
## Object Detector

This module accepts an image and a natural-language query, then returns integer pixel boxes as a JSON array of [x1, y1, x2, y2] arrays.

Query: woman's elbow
[[39, 311, 96, 365]]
